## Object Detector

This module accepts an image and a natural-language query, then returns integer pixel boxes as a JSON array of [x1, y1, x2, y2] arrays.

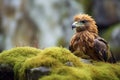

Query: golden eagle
[[69, 14, 116, 63]]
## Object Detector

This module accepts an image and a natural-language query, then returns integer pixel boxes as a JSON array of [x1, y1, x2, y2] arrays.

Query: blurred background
[[0, 0, 120, 60]]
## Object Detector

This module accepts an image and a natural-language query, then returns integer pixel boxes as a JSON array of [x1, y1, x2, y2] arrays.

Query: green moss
[[41, 47, 83, 67], [90, 62, 120, 80], [56, 37, 67, 47], [41, 61, 120, 80], [0, 47, 42, 80], [0, 47, 120, 80], [51, 66, 92, 80], [40, 66, 91, 80], [19, 55, 62, 80], [0, 47, 42, 64], [19, 47, 82, 80], [89, 66, 119, 80], [40, 63, 120, 80], [40, 74, 72, 80]]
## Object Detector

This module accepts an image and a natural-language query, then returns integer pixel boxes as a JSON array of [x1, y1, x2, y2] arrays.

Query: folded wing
[[94, 37, 116, 63]]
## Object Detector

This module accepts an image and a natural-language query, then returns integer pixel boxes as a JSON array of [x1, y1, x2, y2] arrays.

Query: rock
[[0, 64, 14, 80], [26, 66, 51, 80], [65, 61, 74, 66], [80, 58, 92, 64]]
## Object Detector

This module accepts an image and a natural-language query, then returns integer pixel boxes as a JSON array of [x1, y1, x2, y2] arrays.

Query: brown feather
[[69, 14, 116, 63]]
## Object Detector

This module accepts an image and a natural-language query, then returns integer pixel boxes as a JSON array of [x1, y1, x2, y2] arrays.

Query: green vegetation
[[0, 47, 42, 80], [40, 62, 120, 80], [0, 47, 120, 80]]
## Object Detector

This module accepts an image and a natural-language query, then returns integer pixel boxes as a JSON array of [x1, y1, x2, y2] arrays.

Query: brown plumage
[[69, 14, 116, 63]]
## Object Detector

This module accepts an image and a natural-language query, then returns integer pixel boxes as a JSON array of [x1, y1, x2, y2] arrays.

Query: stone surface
[[65, 61, 74, 66], [0, 64, 14, 80], [80, 58, 92, 64], [26, 66, 51, 80]]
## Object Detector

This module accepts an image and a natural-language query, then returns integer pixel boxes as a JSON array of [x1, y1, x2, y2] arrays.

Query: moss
[[56, 37, 67, 47], [0, 47, 42, 80], [40, 61, 120, 80], [19, 55, 63, 80], [40, 63, 120, 80], [90, 62, 120, 80], [0, 47, 42, 64], [73, 50, 90, 59], [0, 47, 120, 80], [41, 47, 83, 67], [51, 66, 92, 80], [40, 74, 72, 80], [89, 66, 119, 80], [19, 47, 83, 80], [41, 67, 91, 80]]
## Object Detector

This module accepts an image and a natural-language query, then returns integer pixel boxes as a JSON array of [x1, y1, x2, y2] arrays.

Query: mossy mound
[[0, 47, 42, 65], [0, 47, 120, 80], [19, 47, 82, 80], [40, 62, 120, 80], [0, 47, 42, 80]]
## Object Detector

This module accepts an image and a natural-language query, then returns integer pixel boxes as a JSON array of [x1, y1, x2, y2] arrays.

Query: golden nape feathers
[[69, 14, 116, 63]]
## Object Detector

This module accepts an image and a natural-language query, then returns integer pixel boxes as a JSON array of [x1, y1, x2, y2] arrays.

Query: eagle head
[[72, 14, 98, 34]]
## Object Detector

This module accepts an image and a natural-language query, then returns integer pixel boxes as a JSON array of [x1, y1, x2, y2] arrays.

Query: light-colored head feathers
[[73, 14, 98, 34]]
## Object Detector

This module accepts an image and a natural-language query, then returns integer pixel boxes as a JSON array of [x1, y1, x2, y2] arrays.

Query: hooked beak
[[72, 22, 77, 30], [72, 21, 84, 30]]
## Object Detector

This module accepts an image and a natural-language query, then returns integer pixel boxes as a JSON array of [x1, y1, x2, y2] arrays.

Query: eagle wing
[[94, 37, 116, 63]]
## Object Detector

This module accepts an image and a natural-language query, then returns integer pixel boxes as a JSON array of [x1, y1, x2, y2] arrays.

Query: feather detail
[[69, 14, 116, 63]]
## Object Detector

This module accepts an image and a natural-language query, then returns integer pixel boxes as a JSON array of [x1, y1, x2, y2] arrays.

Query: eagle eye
[[80, 20, 87, 23]]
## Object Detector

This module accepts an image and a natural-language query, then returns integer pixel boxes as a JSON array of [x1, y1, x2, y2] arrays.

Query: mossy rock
[[0, 47, 42, 80], [0, 47, 120, 80], [40, 62, 120, 80], [0, 47, 42, 65], [19, 47, 82, 80]]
